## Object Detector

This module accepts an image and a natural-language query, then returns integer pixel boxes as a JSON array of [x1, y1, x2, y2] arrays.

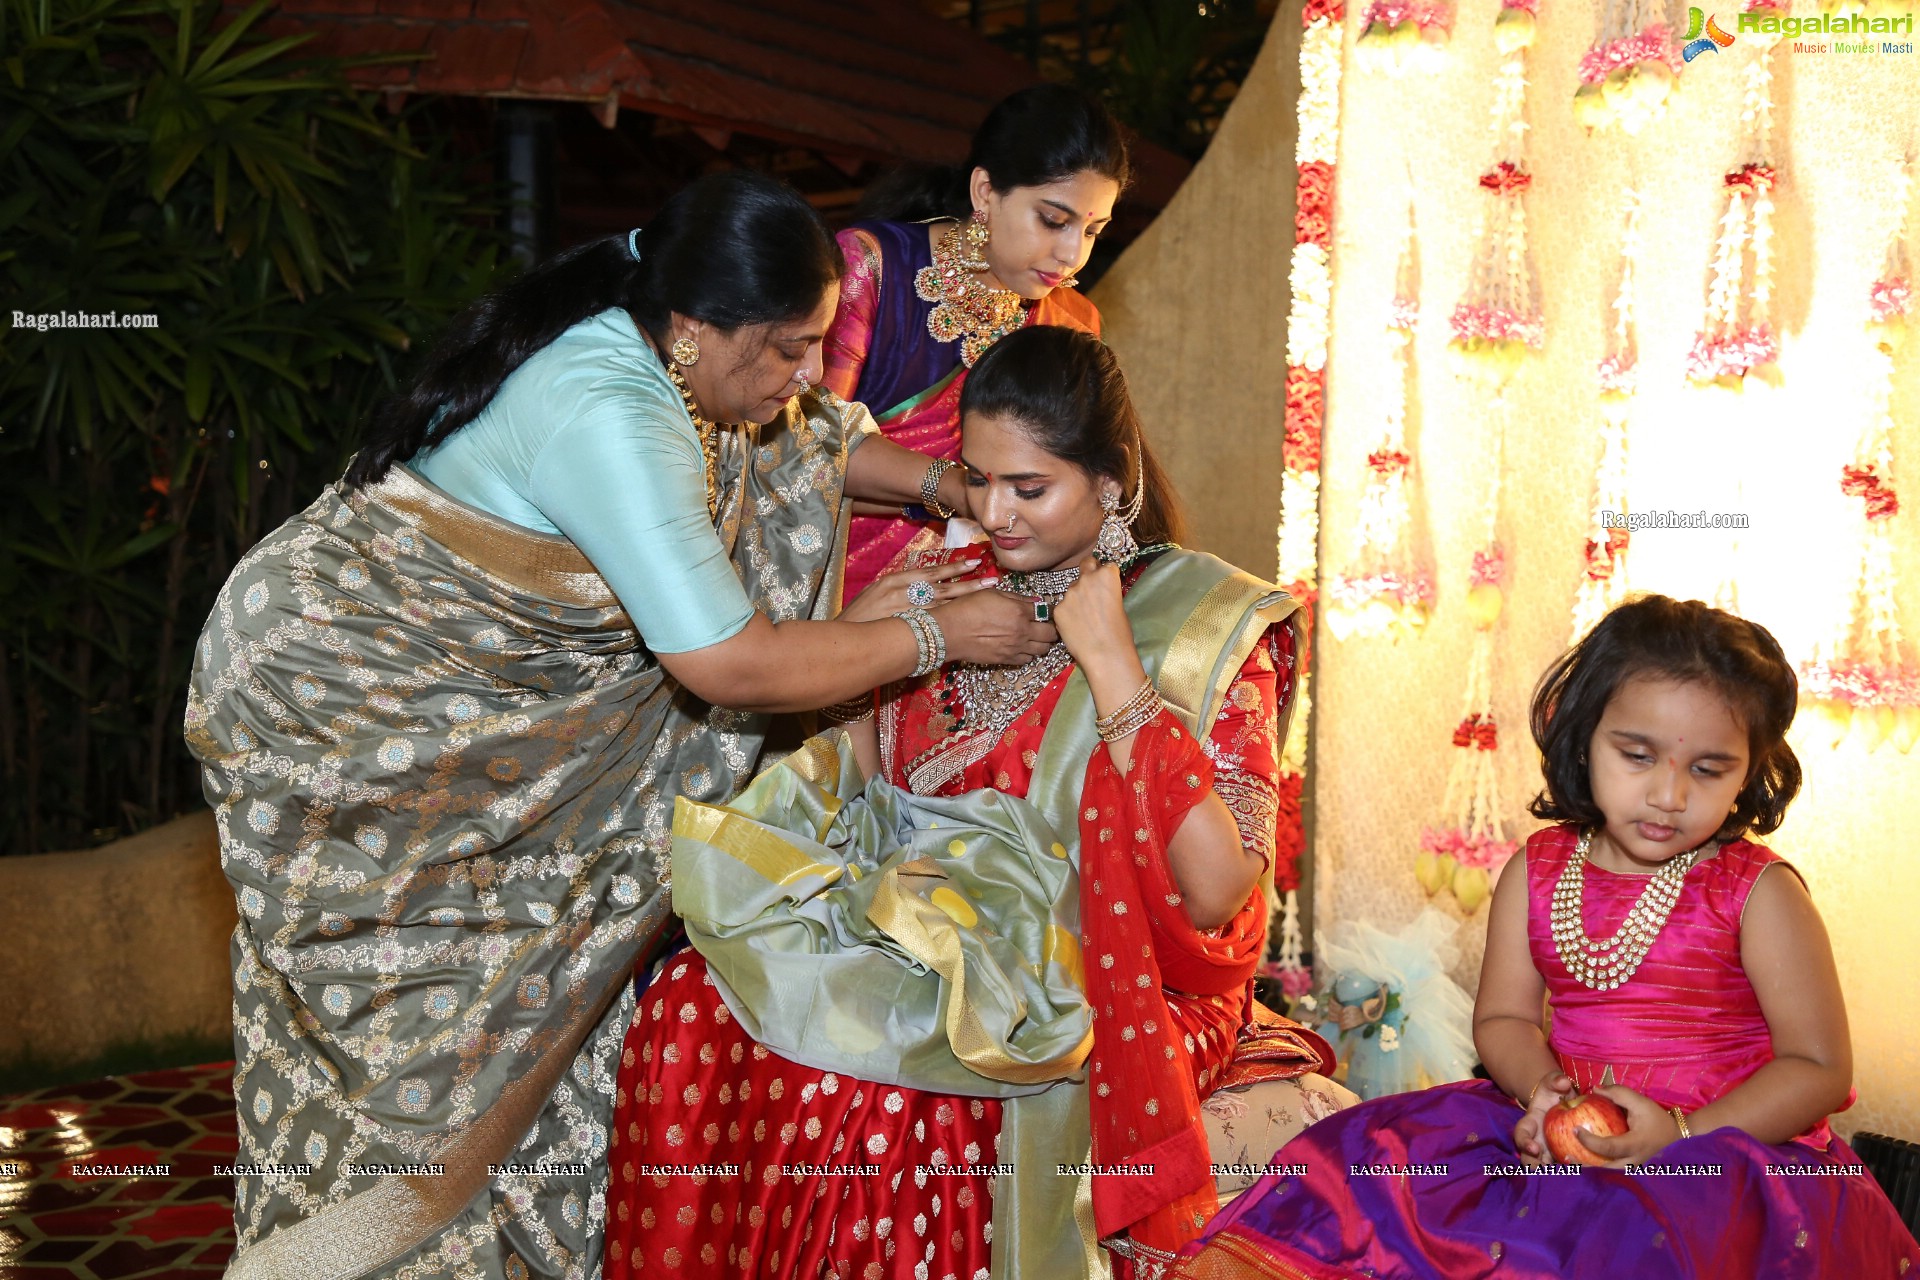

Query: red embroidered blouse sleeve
[[822, 228, 881, 402], [1203, 621, 1297, 873]]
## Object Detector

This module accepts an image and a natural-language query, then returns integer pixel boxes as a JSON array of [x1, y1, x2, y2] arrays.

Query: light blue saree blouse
[[413, 307, 753, 653]]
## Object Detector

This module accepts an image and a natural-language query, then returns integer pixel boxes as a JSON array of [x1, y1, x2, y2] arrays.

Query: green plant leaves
[[0, 0, 505, 850]]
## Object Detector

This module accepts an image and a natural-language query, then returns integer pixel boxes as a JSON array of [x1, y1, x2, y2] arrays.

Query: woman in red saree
[[603, 327, 1343, 1279], [826, 84, 1121, 603]]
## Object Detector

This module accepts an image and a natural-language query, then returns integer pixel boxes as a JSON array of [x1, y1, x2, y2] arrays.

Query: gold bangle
[[1094, 679, 1157, 734], [919, 459, 958, 519], [820, 697, 873, 724], [1669, 1105, 1692, 1140], [1096, 683, 1164, 744]]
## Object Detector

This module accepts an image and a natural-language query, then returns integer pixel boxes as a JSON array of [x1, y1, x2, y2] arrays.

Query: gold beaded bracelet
[[1095, 679, 1165, 743], [820, 697, 874, 725], [1095, 678, 1157, 730]]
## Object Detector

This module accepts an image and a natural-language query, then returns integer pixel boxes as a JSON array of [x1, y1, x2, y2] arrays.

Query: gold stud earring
[[671, 337, 701, 367]]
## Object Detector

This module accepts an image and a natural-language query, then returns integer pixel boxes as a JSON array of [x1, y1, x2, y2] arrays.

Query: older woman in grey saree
[[183, 171, 1055, 1280]]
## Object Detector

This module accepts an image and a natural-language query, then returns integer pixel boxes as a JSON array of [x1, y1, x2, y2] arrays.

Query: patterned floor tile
[[0, 1064, 237, 1279]]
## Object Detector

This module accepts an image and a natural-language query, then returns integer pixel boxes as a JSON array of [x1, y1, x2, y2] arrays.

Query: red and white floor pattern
[[0, 1063, 238, 1278]]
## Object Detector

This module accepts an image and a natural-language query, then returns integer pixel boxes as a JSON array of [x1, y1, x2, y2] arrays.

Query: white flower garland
[[1273, 9, 1347, 979], [1802, 160, 1917, 754], [1572, 191, 1641, 642]]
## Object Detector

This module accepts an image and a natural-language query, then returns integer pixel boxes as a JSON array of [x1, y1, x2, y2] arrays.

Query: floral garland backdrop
[[1306, 0, 1919, 1139], [1271, 0, 1348, 991], [1416, 0, 1541, 913]]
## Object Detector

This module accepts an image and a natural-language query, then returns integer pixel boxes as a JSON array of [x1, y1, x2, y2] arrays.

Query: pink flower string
[[1585, 528, 1630, 581], [1577, 25, 1680, 82], [1870, 277, 1912, 323], [1595, 353, 1638, 395], [1685, 325, 1779, 380], [1479, 162, 1533, 196], [1389, 297, 1420, 332], [1724, 163, 1778, 193], [1842, 464, 1900, 520], [1502, 0, 1540, 13], [1802, 660, 1917, 707], [1419, 825, 1520, 870], [1450, 304, 1544, 348], [1744, 0, 1788, 12], [1450, 714, 1500, 751], [1469, 542, 1506, 588], [1362, 0, 1448, 26], [1328, 572, 1435, 609], [1367, 448, 1412, 475]]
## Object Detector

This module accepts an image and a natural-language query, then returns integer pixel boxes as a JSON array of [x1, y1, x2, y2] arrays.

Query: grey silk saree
[[185, 391, 871, 1280]]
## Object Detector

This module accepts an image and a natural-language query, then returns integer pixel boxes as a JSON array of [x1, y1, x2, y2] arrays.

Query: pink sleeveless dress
[[1526, 825, 1840, 1149], [1167, 825, 1918, 1279]]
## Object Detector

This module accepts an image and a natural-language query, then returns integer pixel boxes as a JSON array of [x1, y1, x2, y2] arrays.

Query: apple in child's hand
[[1540, 1093, 1630, 1166]]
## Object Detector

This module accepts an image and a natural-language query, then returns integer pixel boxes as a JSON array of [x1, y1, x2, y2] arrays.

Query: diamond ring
[[906, 579, 937, 608], [1032, 600, 1052, 623]]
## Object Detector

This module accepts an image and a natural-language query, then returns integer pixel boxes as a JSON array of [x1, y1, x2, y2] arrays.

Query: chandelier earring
[[961, 207, 992, 273], [671, 336, 701, 367], [1093, 489, 1138, 565]]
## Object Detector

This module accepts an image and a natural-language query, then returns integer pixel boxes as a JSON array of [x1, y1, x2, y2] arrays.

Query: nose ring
[[1002, 513, 1017, 535]]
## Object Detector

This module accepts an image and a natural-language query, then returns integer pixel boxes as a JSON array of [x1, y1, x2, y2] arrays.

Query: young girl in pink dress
[[1174, 594, 1918, 1279]]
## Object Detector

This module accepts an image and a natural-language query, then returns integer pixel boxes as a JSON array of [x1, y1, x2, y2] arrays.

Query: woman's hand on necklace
[[1054, 557, 1150, 754]]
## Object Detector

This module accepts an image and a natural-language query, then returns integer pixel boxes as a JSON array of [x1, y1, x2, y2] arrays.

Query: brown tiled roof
[[258, 0, 1187, 207]]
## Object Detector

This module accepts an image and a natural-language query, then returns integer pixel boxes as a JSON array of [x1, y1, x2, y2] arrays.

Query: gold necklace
[[663, 361, 722, 522], [914, 221, 1027, 367], [1551, 830, 1711, 991]]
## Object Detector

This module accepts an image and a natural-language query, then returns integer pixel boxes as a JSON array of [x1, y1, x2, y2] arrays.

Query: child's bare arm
[[1685, 866, 1852, 1143], [1472, 857, 1569, 1161]]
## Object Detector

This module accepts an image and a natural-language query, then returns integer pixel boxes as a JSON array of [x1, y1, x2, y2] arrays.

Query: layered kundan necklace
[[915, 220, 1027, 367], [940, 546, 1174, 743], [663, 360, 723, 522], [940, 571, 1080, 745], [1552, 829, 1713, 990]]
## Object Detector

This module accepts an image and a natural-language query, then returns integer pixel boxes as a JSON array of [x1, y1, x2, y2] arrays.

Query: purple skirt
[[1174, 1081, 1917, 1279]]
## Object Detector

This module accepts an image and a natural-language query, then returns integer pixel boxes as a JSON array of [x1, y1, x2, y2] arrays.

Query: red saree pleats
[[603, 953, 998, 1280]]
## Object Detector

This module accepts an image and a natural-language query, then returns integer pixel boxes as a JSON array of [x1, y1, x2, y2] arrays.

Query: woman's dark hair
[[960, 324, 1183, 546], [1528, 594, 1802, 840], [345, 169, 843, 487], [858, 84, 1132, 222]]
